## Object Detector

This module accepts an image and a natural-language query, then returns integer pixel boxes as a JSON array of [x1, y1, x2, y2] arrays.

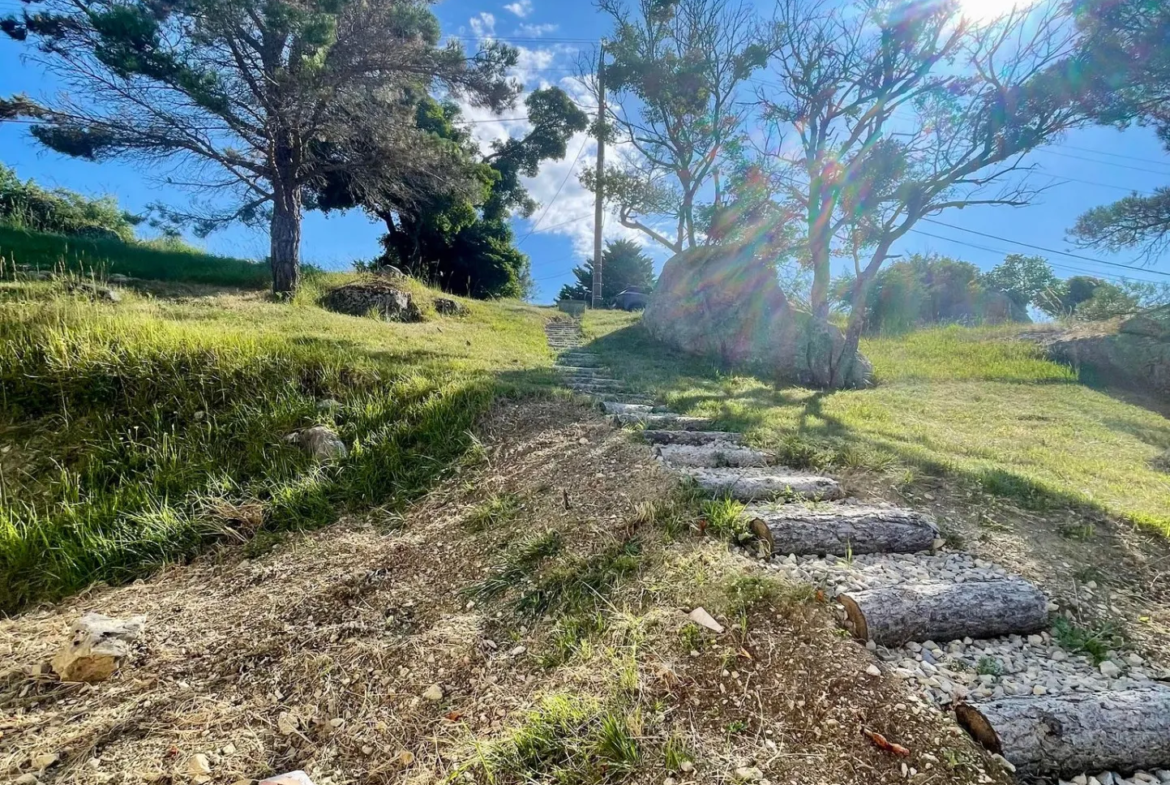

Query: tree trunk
[[837, 578, 1048, 646], [830, 303, 867, 388], [270, 189, 301, 296], [957, 690, 1170, 779], [748, 505, 939, 557]]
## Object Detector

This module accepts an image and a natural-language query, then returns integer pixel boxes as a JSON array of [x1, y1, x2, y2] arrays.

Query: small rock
[[285, 426, 347, 462], [188, 754, 212, 777], [688, 607, 724, 634], [509, 645, 527, 657], [422, 684, 444, 702], [396, 751, 415, 766], [680, 762, 695, 773], [734, 767, 764, 782], [991, 754, 1016, 773], [277, 712, 299, 735], [16, 775, 38, 785], [260, 773, 317, 785], [33, 754, 59, 771], [665, 779, 677, 785], [866, 665, 881, 677], [1033, 685, 1047, 695], [221, 744, 237, 756], [51, 613, 145, 683], [1100, 661, 1121, 678]]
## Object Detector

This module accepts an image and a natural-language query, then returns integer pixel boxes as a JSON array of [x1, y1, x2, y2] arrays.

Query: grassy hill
[[583, 313, 1170, 535], [0, 225, 271, 288], [0, 267, 554, 612]]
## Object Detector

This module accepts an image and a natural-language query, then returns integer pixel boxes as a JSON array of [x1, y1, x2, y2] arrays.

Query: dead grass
[[0, 399, 1005, 785]]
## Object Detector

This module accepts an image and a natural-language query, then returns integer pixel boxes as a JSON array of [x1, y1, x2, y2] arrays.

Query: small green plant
[[975, 656, 1002, 677], [725, 719, 748, 735], [541, 613, 606, 668], [1058, 521, 1096, 541], [515, 539, 643, 617], [464, 492, 524, 533], [678, 622, 704, 653], [1051, 617, 1124, 664], [663, 735, 693, 773], [464, 530, 563, 602], [701, 497, 746, 540], [596, 710, 642, 772]]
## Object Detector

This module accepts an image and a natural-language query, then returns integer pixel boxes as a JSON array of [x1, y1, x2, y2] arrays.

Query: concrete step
[[746, 503, 939, 557], [654, 442, 773, 468], [555, 366, 612, 375], [612, 412, 715, 430], [680, 467, 843, 502], [601, 402, 658, 415], [640, 430, 746, 446]]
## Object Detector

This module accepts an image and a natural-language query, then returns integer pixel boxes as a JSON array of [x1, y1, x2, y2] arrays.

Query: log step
[[612, 413, 715, 430], [655, 442, 773, 468], [640, 430, 746, 446], [555, 366, 611, 375], [837, 578, 1048, 647], [747, 504, 939, 557], [681, 467, 843, 502], [957, 690, 1170, 779], [601, 402, 656, 415]]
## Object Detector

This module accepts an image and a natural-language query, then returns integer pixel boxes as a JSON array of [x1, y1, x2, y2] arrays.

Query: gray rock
[[66, 281, 122, 302], [643, 245, 872, 389], [285, 426, 348, 462], [51, 612, 146, 683], [433, 297, 469, 317], [322, 279, 421, 322]]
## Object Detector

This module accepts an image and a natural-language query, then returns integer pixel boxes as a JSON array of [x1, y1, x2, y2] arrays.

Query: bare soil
[[1, 399, 1007, 785]]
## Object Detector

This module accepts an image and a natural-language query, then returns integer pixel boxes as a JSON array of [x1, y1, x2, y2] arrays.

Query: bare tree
[[2, 0, 518, 295], [581, 0, 771, 254], [747, 0, 1085, 385]]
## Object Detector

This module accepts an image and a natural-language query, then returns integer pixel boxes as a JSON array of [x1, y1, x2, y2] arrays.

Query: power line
[[1058, 142, 1170, 168], [919, 217, 1170, 278], [518, 136, 589, 246], [1036, 148, 1170, 176]]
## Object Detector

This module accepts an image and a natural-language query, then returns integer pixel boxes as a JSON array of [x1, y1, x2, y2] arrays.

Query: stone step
[[555, 366, 612, 375], [592, 394, 656, 405], [654, 442, 773, 468], [640, 430, 746, 446], [568, 380, 626, 390], [601, 402, 654, 415], [681, 467, 843, 502], [612, 413, 715, 431], [745, 503, 940, 557]]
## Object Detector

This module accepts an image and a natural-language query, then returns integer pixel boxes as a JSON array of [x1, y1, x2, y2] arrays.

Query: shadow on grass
[[573, 319, 1170, 534]]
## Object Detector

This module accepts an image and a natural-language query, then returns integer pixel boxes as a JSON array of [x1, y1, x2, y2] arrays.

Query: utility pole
[[591, 43, 606, 311]]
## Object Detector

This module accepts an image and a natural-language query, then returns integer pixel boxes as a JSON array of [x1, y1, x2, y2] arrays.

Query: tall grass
[[0, 280, 552, 612], [0, 225, 270, 288]]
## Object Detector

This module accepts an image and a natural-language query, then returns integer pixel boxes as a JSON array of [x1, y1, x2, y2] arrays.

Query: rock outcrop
[[51, 613, 145, 682], [433, 297, 469, 316], [322, 279, 422, 322], [1045, 308, 1170, 400], [643, 246, 872, 388]]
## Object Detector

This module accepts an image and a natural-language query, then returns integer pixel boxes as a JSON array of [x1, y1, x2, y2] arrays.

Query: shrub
[[0, 164, 139, 240]]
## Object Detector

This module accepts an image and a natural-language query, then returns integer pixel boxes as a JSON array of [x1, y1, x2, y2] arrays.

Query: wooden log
[[837, 578, 1047, 646], [747, 505, 939, 557], [641, 430, 745, 446], [957, 690, 1170, 778], [682, 468, 843, 502], [613, 413, 714, 430]]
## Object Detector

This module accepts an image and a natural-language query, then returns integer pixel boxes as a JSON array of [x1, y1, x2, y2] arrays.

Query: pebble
[[422, 685, 444, 702], [680, 762, 695, 773], [734, 767, 763, 782], [866, 665, 881, 677], [1100, 661, 1121, 678]]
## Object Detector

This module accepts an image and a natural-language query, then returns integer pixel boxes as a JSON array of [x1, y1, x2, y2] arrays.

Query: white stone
[[688, 607, 725, 634], [866, 665, 881, 677], [422, 684, 444, 702], [734, 767, 763, 782], [51, 613, 146, 683], [1100, 661, 1122, 678], [187, 754, 211, 777]]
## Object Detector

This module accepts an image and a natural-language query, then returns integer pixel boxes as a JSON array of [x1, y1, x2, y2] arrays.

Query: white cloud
[[469, 12, 495, 38], [516, 22, 559, 37], [503, 0, 533, 18]]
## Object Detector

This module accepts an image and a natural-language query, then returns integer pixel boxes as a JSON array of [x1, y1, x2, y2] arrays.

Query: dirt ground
[[1, 398, 1008, 785]]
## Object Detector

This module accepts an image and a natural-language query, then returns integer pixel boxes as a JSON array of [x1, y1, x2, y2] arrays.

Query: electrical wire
[[517, 136, 589, 246]]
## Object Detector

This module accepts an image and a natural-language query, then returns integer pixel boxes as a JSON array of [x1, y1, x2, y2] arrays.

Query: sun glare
[[960, 0, 1031, 22]]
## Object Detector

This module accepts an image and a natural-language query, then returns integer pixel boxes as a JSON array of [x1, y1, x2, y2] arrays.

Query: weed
[[464, 530, 563, 603], [1051, 617, 1125, 664], [678, 622, 705, 654], [541, 612, 606, 668], [596, 710, 641, 771], [515, 539, 643, 617], [701, 497, 747, 541], [663, 735, 693, 773], [975, 656, 1002, 677], [1059, 521, 1096, 541], [725, 719, 748, 735], [464, 492, 523, 533]]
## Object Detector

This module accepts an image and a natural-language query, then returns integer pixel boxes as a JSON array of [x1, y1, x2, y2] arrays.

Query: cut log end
[[955, 703, 1002, 756], [837, 592, 868, 642], [749, 517, 774, 555]]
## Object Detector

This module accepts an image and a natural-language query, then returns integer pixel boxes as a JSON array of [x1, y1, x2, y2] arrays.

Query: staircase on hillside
[[544, 318, 1170, 784]]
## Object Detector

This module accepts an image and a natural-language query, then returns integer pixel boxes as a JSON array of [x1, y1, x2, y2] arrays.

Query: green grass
[[0, 225, 271, 288], [583, 314, 1170, 533], [0, 274, 554, 612], [1051, 617, 1125, 664]]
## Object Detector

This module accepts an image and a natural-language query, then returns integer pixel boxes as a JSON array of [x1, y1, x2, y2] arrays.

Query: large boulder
[[322, 279, 422, 322], [643, 246, 872, 388], [1045, 311, 1170, 400], [1121, 305, 1170, 341]]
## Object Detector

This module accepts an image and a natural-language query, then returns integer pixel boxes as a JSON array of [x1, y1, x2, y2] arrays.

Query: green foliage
[[0, 164, 138, 240], [541, 612, 607, 667], [558, 239, 657, 304], [464, 530, 563, 602], [980, 254, 1058, 311], [463, 491, 524, 533], [471, 695, 641, 785], [1052, 617, 1125, 664], [835, 253, 1029, 334], [0, 225, 269, 287], [515, 539, 643, 617], [975, 656, 1002, 676], [0, 274, 551, 611], [1066, 0, 1170, 262], [700, 497, 746, 540]]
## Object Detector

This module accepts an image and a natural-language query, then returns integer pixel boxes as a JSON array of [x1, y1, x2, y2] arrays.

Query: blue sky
[[1, 0, 1168, 303]]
